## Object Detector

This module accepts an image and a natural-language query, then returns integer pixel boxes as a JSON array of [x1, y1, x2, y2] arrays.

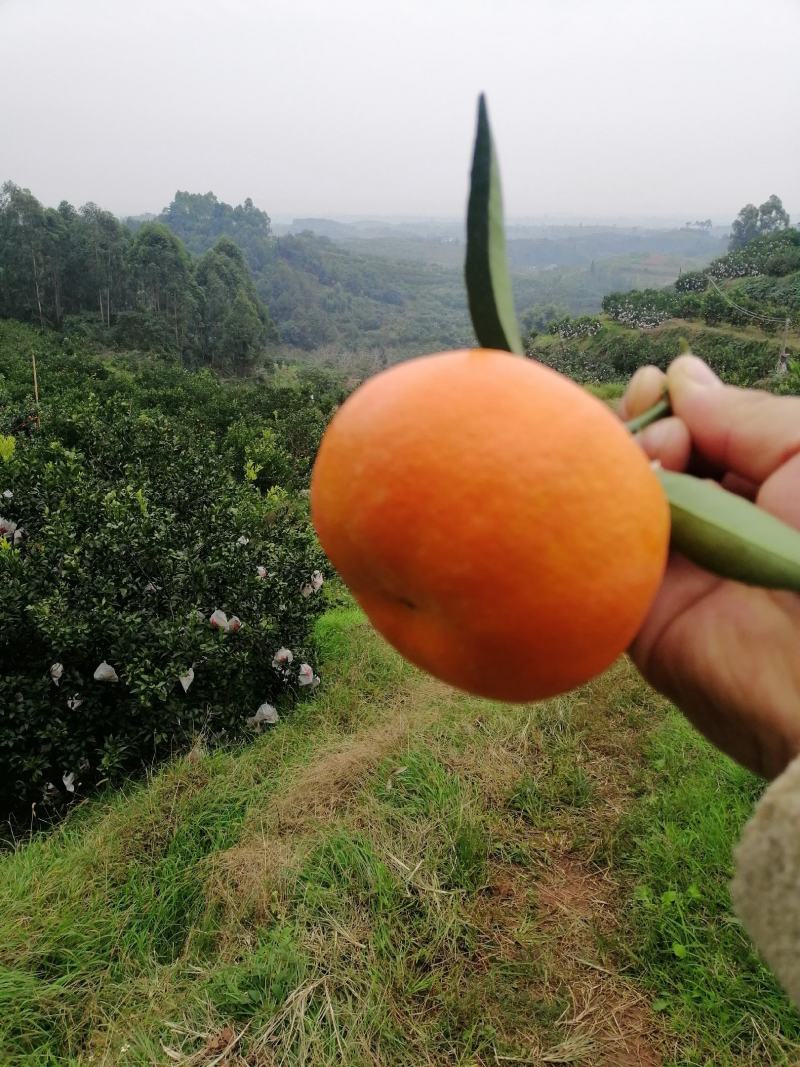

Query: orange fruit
[[311, 349, 669, 702]]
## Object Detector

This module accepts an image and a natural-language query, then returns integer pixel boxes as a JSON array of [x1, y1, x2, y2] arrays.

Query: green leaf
[[465, 94, 523, 355], [659, 469, 800, 592], [0, 435, 15, 464]]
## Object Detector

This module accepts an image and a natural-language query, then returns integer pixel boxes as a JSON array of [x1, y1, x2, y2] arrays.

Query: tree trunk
[[52, 269, 62, 328], [106, 250, 112, 325], [31, 248, 44, 329]]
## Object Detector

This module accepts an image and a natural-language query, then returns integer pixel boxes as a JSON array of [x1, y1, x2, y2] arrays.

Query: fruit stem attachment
[[625, 396, 671, 434]]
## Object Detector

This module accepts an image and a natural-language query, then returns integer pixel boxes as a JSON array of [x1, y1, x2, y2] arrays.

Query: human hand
[[620, 354, 800, 779]]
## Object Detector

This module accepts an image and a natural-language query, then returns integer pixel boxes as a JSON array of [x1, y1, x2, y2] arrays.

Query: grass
[[614, 715, 799, 1065], [0, 606, 798, 1065], [585, 380, 626, 402]]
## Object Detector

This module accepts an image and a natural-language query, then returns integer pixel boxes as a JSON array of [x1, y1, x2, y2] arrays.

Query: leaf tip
[[475, 93, 489, 137]]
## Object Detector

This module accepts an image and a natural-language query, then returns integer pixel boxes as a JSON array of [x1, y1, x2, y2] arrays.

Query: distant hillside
[[527, 227, 800, 390], [281, 216, 724, 271], [157, 192, 718, 368], [0, 181, 742, 377], [156, 193, 471, 361], [507, 227, 725, 269]]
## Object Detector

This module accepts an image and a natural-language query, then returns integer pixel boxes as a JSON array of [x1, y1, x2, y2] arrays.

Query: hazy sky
[[1, 0, 798, 224]]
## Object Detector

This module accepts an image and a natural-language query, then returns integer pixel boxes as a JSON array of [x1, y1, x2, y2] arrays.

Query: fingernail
[[676, 354, 721, 388]]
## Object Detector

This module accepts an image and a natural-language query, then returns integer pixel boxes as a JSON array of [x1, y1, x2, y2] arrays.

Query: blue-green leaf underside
[[465, 95, 523, 355]]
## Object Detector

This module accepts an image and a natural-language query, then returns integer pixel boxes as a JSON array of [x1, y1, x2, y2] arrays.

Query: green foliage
[[156, 194, 474, 358], [156, 190, 274, 270], [616, 712, 799, 1061], [584, 380, 625, 401], [766, 247, 800, 277], [236, 228, 475, 357], [0, 182, 274, 371], [157, 192, 721, 366], [0, 322, 338, 818], [546, 314, 601, 339], [774, 359, 800, 396], [205, 926, 308, 1022], [729, 195, 791, 251], [674, 269, 708, 293], [598, 230, 800, 338], [128, 222, 198, 352], [508, 765, 592, 821], [713, 226, 800, 279], [529, 323, 792, 386], [602, 287, 682, 327], [533, 226, 800, 389], [605, 290, 677, 328], [194, 237, 275, 372], [520, 302, 569, 334], [729, 202, 762, 251], [0, 182, 726, 371]]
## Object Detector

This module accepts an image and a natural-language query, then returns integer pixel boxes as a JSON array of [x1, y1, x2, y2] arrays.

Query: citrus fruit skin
[[311, 349, 669, 702]]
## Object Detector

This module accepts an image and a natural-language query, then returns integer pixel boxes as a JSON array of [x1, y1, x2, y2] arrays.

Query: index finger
[[619, 365, 667, 422]]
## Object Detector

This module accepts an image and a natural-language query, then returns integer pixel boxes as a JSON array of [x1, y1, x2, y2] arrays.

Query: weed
[[509, 764, 593, 822], [616, 712, 800, 1062]]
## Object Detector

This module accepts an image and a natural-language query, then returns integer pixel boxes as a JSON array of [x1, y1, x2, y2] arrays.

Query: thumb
[[667, 354, 800, 484]]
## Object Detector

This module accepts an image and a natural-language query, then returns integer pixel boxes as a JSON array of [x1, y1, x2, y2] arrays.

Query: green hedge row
[[529, 324, 794, 387], [0, 322, 339, 818]]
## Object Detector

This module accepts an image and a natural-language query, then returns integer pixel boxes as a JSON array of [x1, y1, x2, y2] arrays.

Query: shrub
[[708, 228, 800, 280], [773, 360, 800, 395], [0, 328, 333, 818], [602, 290, 675, 329], [765, 249, 800, 277], [674, 271, 708, 294], [702, 291, 728, 326], [546, 315, 602, 339], [528, 334, 618, 383], [527, 325, 789, 388], [673, 292, 704, 319]]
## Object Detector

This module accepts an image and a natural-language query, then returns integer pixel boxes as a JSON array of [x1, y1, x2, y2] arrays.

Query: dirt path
[[200, 657, 674, 1065]]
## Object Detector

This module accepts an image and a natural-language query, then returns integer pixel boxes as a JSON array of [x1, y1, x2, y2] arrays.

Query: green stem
[[625, 397, 671, 434]]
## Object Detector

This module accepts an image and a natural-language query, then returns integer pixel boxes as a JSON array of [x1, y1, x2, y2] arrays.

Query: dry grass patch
[[205, 673, 454, 926], [270, 674, 452, 832]]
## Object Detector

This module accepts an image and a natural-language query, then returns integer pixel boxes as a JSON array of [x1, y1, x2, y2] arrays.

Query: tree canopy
[[729, 195, 790, 251], [0, 182, 274, 372]]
